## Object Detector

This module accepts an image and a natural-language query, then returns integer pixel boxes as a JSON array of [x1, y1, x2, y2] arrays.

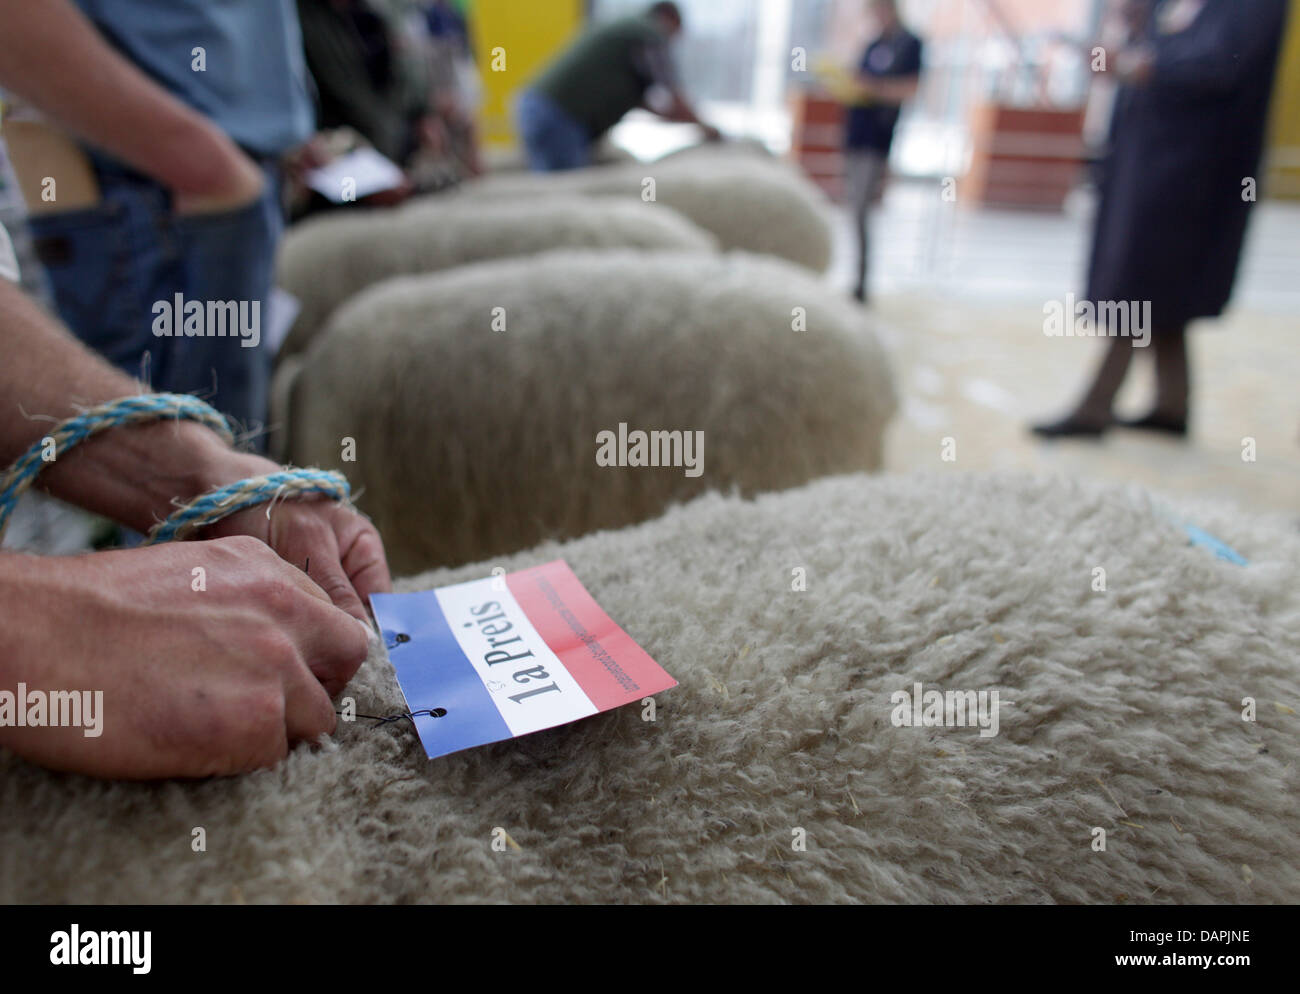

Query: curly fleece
[[1, 472, 1296, 904]]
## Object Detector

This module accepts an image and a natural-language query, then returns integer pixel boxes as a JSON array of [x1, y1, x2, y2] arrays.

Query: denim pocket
[[171, 187, 280, 307], [29, 200, 147, 363]]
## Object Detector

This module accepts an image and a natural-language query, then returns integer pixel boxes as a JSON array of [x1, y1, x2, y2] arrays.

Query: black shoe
[[851, 286, 867, 304], [1030, 415, 1109, 439], [1114, 412, 1188, 437]]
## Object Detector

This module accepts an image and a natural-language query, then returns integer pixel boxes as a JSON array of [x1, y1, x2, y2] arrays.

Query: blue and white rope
[[145, 469, 351, 544], [0, 393, 232, 539]]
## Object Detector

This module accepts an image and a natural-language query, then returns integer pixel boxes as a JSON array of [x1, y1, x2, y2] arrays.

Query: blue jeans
[[516, 90, 592, 172], [30, 156, 283, 447]]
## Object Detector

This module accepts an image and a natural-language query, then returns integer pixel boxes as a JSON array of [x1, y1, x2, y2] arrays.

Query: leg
[[1152, 324, 1189, 423], [518, 91, 591, 172], [516, 91, 551, 171], [1115, 324, 1190, 435], [1032, 337, 1136, 438], [844, 152, 872, 301], [1075, 336, 1137, 423]]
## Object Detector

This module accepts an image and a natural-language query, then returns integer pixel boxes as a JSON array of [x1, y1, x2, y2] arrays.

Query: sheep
[[448, 148, 835, 274], [3, 471, 1297, 904], [283, 249, 896, 575], [274, 196, 718, 358]]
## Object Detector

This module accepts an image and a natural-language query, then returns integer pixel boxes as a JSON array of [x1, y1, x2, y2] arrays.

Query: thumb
[[306, 548, 370, 623]]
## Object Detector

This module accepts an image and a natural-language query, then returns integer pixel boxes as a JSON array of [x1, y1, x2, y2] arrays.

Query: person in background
[[415, 0, 484, 185], [0, 0, 314, 449], [1032, 0, 1289, 439], [297, 0, 428, 175], [516, 1, 720, 172], [295, 0, 482, 207], [840, 0, 922, 304]]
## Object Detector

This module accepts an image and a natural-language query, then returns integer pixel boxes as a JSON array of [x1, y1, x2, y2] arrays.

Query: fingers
[[340, 522, 393, 605], [279, 653, 338, 746], [265, 504, 390, 620], [285, 597, 370, 698], [278, 578, 370, 697], [211, 499, 393, 619], [216, 533, 332, 605], [278, 551, 340, 608], [306, 542, 370, 623], [223, 537, 369, 696]]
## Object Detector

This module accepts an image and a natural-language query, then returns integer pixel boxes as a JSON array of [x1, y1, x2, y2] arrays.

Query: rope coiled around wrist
[[0, 393, 351, 544], [0, 393, 233, 540], [145, 469, 351, 544]]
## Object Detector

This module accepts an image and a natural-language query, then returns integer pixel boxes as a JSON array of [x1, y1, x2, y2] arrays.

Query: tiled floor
[[844, 180, 1300, 517], [832, 179, 1300, 314]]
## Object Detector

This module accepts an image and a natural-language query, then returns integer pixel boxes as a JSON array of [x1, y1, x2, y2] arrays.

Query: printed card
[[304, 146, 405, 202], [369, 560, 677, 759]]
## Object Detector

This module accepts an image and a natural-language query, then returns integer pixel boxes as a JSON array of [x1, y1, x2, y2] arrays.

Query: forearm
[[0, 281, 271, 533], [0, 550, 59, 678], [651, 91, 705, 126], [1131, 2, 1283, 96], [0, 550, 45, 700], [0, 0, 248, 196]]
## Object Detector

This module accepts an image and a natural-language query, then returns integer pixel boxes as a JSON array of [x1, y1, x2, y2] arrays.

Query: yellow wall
[[472, 0, 586, 148], [1267, 0, 1300, 199]]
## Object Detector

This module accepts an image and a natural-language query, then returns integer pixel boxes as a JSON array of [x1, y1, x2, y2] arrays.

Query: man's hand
[[1114, 44, 1156, 84], [0, 279, 394, 625], [187, 447, 392, 622], [417, 114, 451, 158], [207, 495, 392, 624], [0, 540, 371, 779]]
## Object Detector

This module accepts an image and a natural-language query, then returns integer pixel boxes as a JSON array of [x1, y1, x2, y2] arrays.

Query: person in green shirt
[[517, 2, 719, 171]]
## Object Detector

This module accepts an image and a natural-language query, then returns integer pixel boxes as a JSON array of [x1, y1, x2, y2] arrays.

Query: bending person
[[516, 2, 719, 172]]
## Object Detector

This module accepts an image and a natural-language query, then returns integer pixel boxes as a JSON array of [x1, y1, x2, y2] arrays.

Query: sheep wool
[[286, 249, 896, 574], [1, 471, 1296, 904], [452, 149, 835, 274], [274, 196, 718, 358]]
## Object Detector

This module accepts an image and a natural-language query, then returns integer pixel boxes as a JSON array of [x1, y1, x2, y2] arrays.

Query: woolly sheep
[[450, 149, 834, 273], [275, 196, 717, 358], [284, 249, 895, 575], [3, 471, 1296, 903]]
